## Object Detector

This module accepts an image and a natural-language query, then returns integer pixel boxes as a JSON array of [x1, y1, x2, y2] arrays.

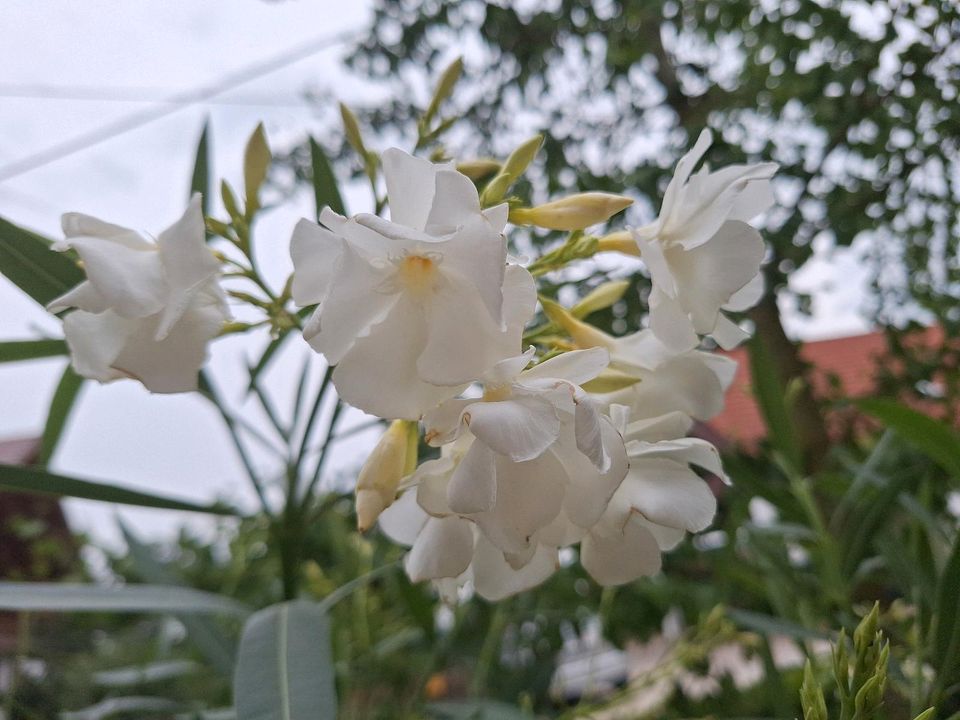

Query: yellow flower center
[[397, 254, 438, 296]]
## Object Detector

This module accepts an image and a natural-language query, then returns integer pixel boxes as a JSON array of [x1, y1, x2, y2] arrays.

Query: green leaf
[[243, 123, 271, 215], [931, 533, 960, 702], [39, 365, 84, 465], [309, 137, 346, 218], [0, 582, 250, 615], [120, 521, 238, 678], [0, 215, 84, 306], [234, 601, 337, 720], [857, 398, 960, 478], [0, 463, 238, 515], [61, 696, 184, 720], [727, 608, 831, 641], [191, 120, 212, 216], [0, 338, 67, 363], [93, 660, 200, 688], [747, 332, 805, 472]]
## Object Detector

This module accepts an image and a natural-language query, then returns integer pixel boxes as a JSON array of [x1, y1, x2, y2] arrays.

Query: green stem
[[471, 603, 508, 696]]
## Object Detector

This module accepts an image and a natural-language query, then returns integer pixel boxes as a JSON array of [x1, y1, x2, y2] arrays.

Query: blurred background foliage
[[2, 1, 960, 719]]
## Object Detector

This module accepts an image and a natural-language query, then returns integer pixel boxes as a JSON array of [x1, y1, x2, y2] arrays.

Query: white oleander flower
[[47, 195, 228, 393], [580, 407, 727, 586], [290, 148, 535, 420], [421, 348, 628, 553], [632, 129, 776, 351]]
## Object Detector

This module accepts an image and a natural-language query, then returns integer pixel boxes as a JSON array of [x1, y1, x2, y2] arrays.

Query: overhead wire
[[0, 27, 357, 184]]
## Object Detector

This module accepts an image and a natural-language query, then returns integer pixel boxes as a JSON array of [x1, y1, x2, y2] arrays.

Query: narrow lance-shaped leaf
[[0, 463, 238, 515], [0, 581, 250, 616], [39, 365, 84, 465], [191, 120, 212, 217], [234, 601, 337, 720], [309, 137, 346, 217], [0, 338, 67, 363], [857, 398, 960, 479], [0, 215, 83, 307], [244, 123, 271, 216], [747, 332, 805, 472], [930, 533, 960, 703]]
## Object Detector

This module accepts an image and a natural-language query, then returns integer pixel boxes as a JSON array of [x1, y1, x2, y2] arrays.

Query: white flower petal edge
[[48, 196, 228, 393]]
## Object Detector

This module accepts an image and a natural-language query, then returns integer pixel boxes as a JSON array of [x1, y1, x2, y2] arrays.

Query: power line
[[0, 28, 357, 184], [0, 83, 318, 107]]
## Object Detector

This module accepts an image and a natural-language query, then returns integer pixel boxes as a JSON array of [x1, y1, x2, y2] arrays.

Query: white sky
[[0, 1, 872, 549]]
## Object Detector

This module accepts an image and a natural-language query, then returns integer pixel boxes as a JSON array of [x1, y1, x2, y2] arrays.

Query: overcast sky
[[0, 0, 873, 550]]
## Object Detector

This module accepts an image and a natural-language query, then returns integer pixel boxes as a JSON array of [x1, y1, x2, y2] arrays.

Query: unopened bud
[[510, 193, 633, 231], [572, 280, 631, 318], [480, 134, 543, 206], [355, 420, 416, 532], [597, 230, 640, 256], [540, 297, 613, 350], [457, 159, 501, 181], [339, 102, 368, 157], [581, 369, 642, 394], [423, 57, 463, 125]]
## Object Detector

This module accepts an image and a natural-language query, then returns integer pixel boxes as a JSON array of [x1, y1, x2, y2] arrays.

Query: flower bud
[[597, 230, 640, 256], [510, 193, 633, 231], [572, 280, 631, 318], [540, 297, 612, 350], [456, 159, 501, 181], [355, 420, 416, 532], [423, 56, 463, 125], [480, 134, 543, 206]]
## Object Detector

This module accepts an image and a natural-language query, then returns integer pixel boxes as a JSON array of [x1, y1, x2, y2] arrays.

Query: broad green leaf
[[121, 521, 239, 677], [727, 608, 830, 641], [857, 398, 960, 478], [244, 123, 271, 214], [234, 600, 337, 720], [191, 120, 212, 216], [747, 333, 804, 472], [310, 137, 345, 218], [61, 696, 183, 720], [94, 660, 200, 688], [39, 365, 84, 465], [0, 338, 67, 363], [0, 581, 250, 616], [0, 463, 238, 515], [0, 215, 83, 306]]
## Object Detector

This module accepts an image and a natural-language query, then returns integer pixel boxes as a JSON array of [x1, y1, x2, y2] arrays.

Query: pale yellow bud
[[540, 297, 613, 350], [510, 193, 633, 231], [572, 280, 631, 318], [480, 135, 543, 206], [355, 420, 415, 532], [596, 230, 640, 256], [423, 57, 463, 124], [581, 369, 642, 394], [456, 159, 501, 181], [339, 102, 367, 157]]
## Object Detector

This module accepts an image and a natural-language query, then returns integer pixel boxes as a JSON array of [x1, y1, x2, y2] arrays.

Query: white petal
[[424, 169, 483, 235], [698, 351, 738, 391], [67, 237, 165, 318], [649, 289, 698, 353], [382, 148, 440, 232], [404, 516, 474, 582], [636, 516, 687, 551], [111, 283, 227, 393], [155, 196, 221, 340], [48, 280, 109, 314], [727, 171, 777, 223], [62, 309, 135, 382], [501, 264, 537, 335], [290, 218, 343, 306], [333, 295, 462, 419], [482, 202, 510, 232], [724, 271, 765, 312], [310, 242, 396, 363], [538, 509, 587, 547], [378, 489, 428, 546], [447, 442, 497, 514], [573, 390, 609, 471], [432, 216, 506, 325], [422, 399, 475, 447], [472, 537, 557, 601], [466, 395, 560, 462], [417, 270, 508, 386], [474, 450, 565, 553], [618, 459, 717, 532], [61, 213, 148, 245], [319, 208, 398, 259], [658, 129, 713, 226], [482, 347, 536, 387], [623, 411, 694, 443], [521, 347, 610, 386], [555, 419, 628, 530], [581, 517, 662, 586], [634, 231, 677, 297], [711, 313, 751, 350]]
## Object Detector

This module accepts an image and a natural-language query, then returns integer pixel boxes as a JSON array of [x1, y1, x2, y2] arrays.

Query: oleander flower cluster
[[50, 125, 775, 600]]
